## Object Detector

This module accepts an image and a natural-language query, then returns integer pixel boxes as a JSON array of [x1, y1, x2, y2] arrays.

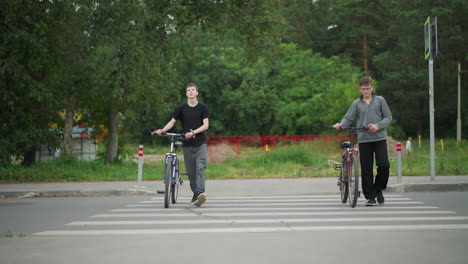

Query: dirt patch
[[132, 154, 171, 164], [209, 143, 238, 163], [133, 143, 238, 164]]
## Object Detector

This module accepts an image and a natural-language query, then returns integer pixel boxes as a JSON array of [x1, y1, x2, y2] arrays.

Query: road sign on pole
[[425, 17, 431, 60]]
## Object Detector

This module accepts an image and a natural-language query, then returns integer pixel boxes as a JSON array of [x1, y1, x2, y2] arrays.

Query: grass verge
[[0, 139, 467, 182]]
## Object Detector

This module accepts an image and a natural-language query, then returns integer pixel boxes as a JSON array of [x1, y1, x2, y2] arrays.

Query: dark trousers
[[359, 140, 390, 199], [183, 143, 207, 195]]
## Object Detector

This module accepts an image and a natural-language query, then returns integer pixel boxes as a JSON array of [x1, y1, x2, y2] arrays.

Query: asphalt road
[[1, 192, 468, 264]]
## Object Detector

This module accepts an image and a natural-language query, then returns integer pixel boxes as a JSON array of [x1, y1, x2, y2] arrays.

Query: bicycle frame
[[334, 126, 368, 207], [153, 132, 185, 208], [342, 145, 357, 182], [164, 153, 179, 184]]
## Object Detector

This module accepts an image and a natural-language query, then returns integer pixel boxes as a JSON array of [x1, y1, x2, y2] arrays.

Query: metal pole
[[396, 142, 402, 183], [457, 62, 462, 142], [137, 145, 144, 186], [429, 56, 436, 181]]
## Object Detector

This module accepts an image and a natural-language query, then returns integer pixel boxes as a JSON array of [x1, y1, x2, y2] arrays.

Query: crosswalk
[[33, 194, 468, 236]]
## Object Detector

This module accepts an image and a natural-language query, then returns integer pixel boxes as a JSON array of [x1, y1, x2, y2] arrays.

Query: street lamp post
[[457, 62, 462, 142]]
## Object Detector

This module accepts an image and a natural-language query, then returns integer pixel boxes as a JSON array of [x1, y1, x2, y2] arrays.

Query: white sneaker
[[193, 193, 206, 207]]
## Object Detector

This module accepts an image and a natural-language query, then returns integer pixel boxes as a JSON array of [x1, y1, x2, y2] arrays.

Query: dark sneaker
[[191, 193, 198, 204], [366, 198, 377, 206], [377, 191, 385, 204], [193, 193, 206, 207]]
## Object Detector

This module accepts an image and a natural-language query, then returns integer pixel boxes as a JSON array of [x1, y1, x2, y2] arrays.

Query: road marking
[[204, 211, 455, 217], [140, 198, 412, 203], [65, 216, 468, 226], [150, 195, 404, 200], [91, 210, 455, 218], [111, 206, 439, 212], [128, 201, 425, 207], [34, 224, 468, 236]]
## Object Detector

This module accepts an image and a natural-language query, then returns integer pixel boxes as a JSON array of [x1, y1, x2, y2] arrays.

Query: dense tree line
[[1, 0, 467, 166]]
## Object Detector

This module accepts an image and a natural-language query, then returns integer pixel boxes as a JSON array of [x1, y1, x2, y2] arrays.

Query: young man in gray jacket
[[333, 76, 392, 206]]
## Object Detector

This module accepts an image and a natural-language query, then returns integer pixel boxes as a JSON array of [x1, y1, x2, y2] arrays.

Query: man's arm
[[154, 118, 176, 135], [185, 118, 209, 139], [376, 97, 392, 129], [339, 101, 358, 128]]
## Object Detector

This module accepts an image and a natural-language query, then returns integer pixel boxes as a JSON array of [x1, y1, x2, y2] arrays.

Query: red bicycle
[[332, 127, 368, 208]]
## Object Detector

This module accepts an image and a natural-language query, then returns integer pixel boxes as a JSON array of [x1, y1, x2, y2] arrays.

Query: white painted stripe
[[140, 198, 412, 203], [150, 195, 404, 200], [128, 201, 424, 207], [112, 208, 185, 212], [91, 210, 454, 218], [112, 206, 439, 212], [34, 224, 468, 236], [205, 211, 455, 217], [65, 216, 468, 226]]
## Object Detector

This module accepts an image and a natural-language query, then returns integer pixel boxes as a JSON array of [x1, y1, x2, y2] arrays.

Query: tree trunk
[[21, 147, 37, 166], [105, 106, 119, 163], [363, 34, 368, 73], [64, 92, 76, 156]]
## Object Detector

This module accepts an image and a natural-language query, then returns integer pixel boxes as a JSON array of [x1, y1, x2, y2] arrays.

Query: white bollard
[[137, 145, 144, 187], [396, 142, 402, 183]]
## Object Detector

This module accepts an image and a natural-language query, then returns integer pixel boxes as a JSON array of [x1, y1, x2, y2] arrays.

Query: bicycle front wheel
[[171, 159, 180, 204], [340, 163, 349, 203], [164, 156, 174, 208], [348, 154, 359, 208]]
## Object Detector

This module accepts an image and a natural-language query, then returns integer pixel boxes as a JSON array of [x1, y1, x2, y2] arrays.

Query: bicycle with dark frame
[[332, 127, 369, 208], [151, 132, 186, 208]]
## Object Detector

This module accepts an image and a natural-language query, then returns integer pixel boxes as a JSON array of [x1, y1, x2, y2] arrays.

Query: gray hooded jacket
[[340, 95, 392, 143]]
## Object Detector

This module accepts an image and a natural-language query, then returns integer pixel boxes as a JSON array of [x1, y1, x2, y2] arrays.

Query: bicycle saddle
[[175, 141, 183, 148], [341, 141, 351, 149]]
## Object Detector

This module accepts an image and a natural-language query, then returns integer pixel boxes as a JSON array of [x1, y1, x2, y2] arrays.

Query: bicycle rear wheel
[[164, 156, 173, 208], [340, 163, 349, 203], [171, 159, 179, 204], [348, 154, 359, 208]]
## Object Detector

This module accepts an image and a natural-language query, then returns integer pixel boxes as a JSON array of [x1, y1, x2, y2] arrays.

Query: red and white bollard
[[137, 145, 144, 187], [396, 142, 402, 183]]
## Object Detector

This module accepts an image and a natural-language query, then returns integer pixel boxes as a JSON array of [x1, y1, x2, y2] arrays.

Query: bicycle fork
[[164, 154, 177, 184]]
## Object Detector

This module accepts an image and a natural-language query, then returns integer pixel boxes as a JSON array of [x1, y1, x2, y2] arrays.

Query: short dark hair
[[186, 83, 198, 91], [359, 76, 373, 86]]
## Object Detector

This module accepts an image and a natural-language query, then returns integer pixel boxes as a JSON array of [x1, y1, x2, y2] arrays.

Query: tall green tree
[[374, 0, 468, 138], [0, 0, 62, 165], [46, 1, 95, 156]]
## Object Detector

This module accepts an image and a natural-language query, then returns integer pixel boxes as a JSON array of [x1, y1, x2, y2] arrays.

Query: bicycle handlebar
[[151, 129, 196, 139], [330, 126, 370, 131], [341, 127, 369, 131], [151, 131, 184, 137]]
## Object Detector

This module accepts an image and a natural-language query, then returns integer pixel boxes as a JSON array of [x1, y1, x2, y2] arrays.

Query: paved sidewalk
[[0, 175, 467, 198]]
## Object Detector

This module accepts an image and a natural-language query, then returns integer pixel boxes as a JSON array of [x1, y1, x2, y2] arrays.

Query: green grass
[[1, 139, 467, 182], [393, 138, 468, 176], [0, 230, 26, 238]]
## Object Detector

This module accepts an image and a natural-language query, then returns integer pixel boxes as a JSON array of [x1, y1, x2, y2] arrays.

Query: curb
[[387, 183, 468, 193], [0, 189, 161, 198], [1, 183, 468, 198]]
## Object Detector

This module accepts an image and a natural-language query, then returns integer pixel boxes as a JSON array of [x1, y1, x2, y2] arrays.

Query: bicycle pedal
[[180, 180, 183, 185], [333, 164, 342, 170]]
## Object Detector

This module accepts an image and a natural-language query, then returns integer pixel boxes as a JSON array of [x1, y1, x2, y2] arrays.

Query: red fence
[[207, 134, 355, 163]]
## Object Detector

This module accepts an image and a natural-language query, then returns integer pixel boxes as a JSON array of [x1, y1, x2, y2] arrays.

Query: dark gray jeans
[[183, 143, 207, 195]]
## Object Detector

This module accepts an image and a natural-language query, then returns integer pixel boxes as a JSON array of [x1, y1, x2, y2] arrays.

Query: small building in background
[[36, 127, 97, 161]]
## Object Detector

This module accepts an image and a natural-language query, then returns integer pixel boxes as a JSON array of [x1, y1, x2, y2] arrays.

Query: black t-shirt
[[172, 102, 209, 147]]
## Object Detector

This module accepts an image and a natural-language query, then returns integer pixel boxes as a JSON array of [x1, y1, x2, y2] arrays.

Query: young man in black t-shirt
[[153, 83, 210, 206]]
